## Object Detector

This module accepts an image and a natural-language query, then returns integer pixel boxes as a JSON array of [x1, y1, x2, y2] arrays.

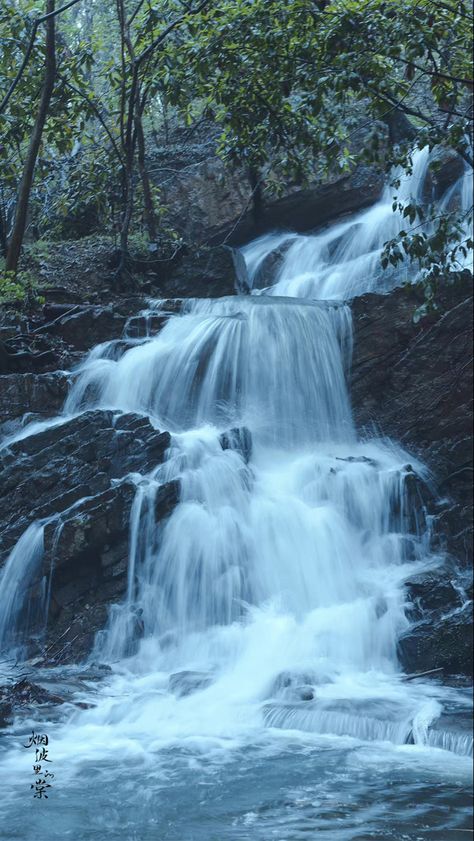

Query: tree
[[163, 0, 472, 300], [5, 0, 57, 276], [0, 0, 471, 297]]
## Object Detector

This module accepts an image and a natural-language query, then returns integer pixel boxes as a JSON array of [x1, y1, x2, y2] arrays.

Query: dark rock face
[[398, 568, 473, 677], [157, 244, 238, 298], [0, 410, 172, 562], [38, 305, 127, 351], [247, 243, 291, 292], [0, 301, 147, 377], [0, 410, 180, 664], [0, 298, 150, 434], [399, 602, 473, 678], [0, 372, 69, 433], [151, 126, 385, 248], [351, 275, 473, 678], [351, 276, 473, 565], [41, 478, 180, 665], [210, 165, 385, 247]]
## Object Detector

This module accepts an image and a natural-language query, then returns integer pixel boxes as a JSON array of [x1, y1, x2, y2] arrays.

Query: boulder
[[208, 165, 385, 247], [249, 244, 289, 291], [151, 125, 385, 248], [399, 567, 473, 677], [0, 406, 180, 664]]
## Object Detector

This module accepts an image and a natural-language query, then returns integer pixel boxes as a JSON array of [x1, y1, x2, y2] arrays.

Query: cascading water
[[242, 147, 472, 299], [0, 150, 472, 840]]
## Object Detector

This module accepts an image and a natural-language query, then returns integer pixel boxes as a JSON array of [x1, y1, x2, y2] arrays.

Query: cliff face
[[351, 277, 473, 678]]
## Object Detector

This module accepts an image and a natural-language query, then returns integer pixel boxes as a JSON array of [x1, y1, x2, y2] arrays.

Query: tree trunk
[[136, 111, 158, 243], [5, 0, 56, 276], [115, 1, 137, 283], [0, 206, 8, 259]]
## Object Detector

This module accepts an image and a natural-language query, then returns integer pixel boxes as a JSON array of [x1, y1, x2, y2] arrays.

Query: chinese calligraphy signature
[[23, 731, 54, 799]]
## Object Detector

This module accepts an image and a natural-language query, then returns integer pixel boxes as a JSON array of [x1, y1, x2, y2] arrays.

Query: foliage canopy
[[0, 0, 472, 296]]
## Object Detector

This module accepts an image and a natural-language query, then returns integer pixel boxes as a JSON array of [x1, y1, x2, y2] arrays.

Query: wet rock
[[398, 602, 473, 678], [269, 670, 320, 697], [0, 316, 78, 376], [153, 479, 181, 520], [399, 567, 473, 678], [352, 277, 473, 680], [219, 427, 252, 463], [157, 134, 384, 249], [404, 568, 469, 614], [157, 245, 238, 298], [210, 165, 385, 247], [248, 244, 292, 291], [0, 679, 65, 728], [335, 455, 378, 467], [38, 305, 127, 350], [168, 671, 212, 697], [36, 476, 180, 665], [0, 371, 69, 426], [124, 313, 169, 339], [43, 479, 137, 570], [298, 686, 315, 701], [351, 275, 473, 567], [0, 408, 178, 664], [427, 148, 466, 200], [0, 410, 171, 561]]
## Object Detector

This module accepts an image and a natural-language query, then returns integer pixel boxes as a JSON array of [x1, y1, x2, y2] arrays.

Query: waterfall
[[240, 147, 472, 299], [0, 523, 45, 653], [0, 149, 471, 782], [66, 297, 354, 446]]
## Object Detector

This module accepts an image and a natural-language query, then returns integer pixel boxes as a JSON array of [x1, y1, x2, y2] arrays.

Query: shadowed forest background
[[0, 0, 472, 305]]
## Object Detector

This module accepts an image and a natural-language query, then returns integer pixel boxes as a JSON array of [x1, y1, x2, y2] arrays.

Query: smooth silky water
[[0, 151, 472, 839]]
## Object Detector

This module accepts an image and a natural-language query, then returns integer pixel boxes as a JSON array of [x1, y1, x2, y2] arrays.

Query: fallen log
[[402, 667, 444, 682]]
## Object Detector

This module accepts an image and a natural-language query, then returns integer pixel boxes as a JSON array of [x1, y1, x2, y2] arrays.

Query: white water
[[0, 149, 472, 839], [0, 523, 45, 652], [242, 147, 472, 299]]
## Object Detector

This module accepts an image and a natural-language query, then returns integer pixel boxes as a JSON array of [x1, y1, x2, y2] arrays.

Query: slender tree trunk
[[136, 110, 157, 243], [115, 0, 137, 282], [6, 0, 56, 276], [0, 205, 8, 259], [117, 80, 138, 281]]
